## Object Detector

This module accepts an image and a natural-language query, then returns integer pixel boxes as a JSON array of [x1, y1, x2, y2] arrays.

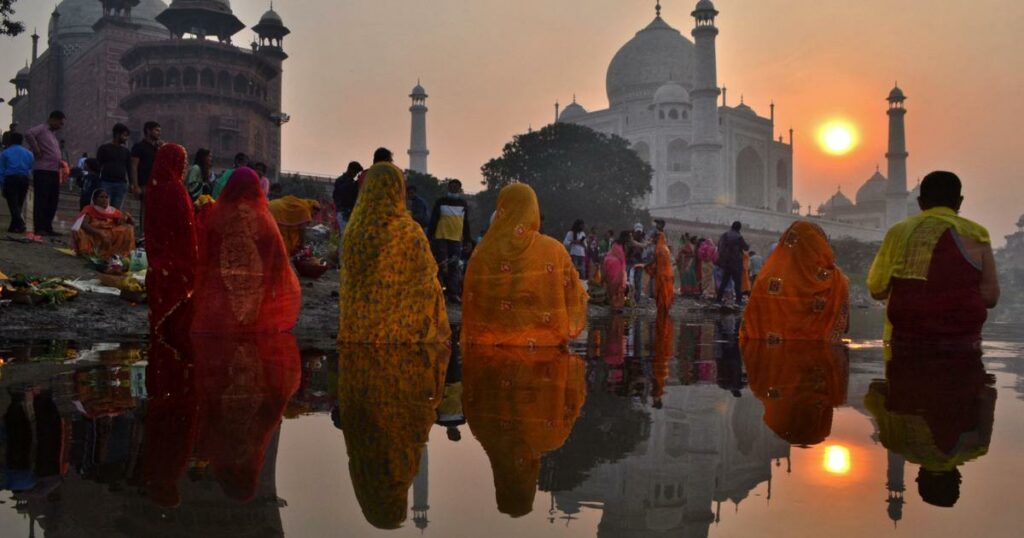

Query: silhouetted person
[[715, 221, 749, 305]]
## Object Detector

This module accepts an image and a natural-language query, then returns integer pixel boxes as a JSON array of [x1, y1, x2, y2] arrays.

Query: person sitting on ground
[[210, 152, 249, 199], [741, 221, 849, 342], [867, 170, 999, 342], [338, 155, 450, 344], [268, 194, 321, 256], [71, 189, 135, 258], [462, 183, 588, 347]]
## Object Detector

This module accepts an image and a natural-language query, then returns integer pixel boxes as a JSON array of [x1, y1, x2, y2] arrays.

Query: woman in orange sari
[[71, 189, 135, 258], [741, 221, 849, 342], [143, 143, 197, 335], [462, 183, 588, 347], [191, 167, 301, 334], [339, 162, 450, 344], [602, 232, 630, 312], [268, 195, 321, 255], [648, 231, 675, 313]]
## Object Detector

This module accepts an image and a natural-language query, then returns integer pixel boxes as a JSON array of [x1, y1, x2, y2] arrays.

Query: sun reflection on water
[[823, 445, 852, 475]]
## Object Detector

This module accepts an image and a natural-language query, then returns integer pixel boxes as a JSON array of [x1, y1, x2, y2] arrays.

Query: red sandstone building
[[8, 0, 289, 176]]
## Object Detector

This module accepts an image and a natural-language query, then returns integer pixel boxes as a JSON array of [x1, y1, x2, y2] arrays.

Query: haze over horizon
[[2, 0, 1021, 242]]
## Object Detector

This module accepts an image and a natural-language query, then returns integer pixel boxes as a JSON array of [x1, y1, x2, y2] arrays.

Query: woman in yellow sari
[[268, 195, 320, 255], [71, 189, 135, 258], [741, 221, 849, 343], [462, 183, 588, 347], [338, 162, 450, 344]]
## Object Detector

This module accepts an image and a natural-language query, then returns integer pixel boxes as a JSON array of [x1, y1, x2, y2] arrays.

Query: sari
[[697, 240, 718, 299], [602, 243, 628, 310], [143, 144, 197, 335], [650, 232, 675, 312], [337, 344, 449, 529], [651, 313, 674, 407], [191, 168, 301, 334], [741, 221, 849, 343], [743, 340, 849, 446], [676, 241, 699, 296], [339, 163, 450, 344], [462, 183, 588, 347], [193, 334, 300, 501], [741, 251, 751, 294], [462, 346, 585, 517], [71, 204, 134, 258], [268, 195, 320, 255]]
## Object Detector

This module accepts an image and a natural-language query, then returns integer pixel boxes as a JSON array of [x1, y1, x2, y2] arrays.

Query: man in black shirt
[[715, 221, 750, 305], [130, 121, 162, 229], [332, 161, 364, 234], [97, 123, 132, 209]]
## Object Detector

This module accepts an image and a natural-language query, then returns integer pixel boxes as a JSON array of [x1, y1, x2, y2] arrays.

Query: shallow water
[[0, 309, 1022, 537]]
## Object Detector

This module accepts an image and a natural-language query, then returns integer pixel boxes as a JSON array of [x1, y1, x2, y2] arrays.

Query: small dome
[[410, 82, 427, 97], [259, 8, 283, 24], [15, 64, 30, 78], [856, 170, 888, 204], [695, 0, 717, 12], [887, 85, 906, 102], [653, 81, 690, 105], [825, 189, 853, 208], [50, 0, 168, 44], [559, 101, 588, 121], [734, 101, 756, 115]]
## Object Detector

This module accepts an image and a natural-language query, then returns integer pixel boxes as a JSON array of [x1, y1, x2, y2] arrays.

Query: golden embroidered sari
[[462, 183, 588, 347], [741, 221, 849, 342], [339, 163, 450, 344]]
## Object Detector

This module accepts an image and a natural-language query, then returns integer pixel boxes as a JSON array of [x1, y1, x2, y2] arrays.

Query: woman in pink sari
[[602, 231, 630, 311]]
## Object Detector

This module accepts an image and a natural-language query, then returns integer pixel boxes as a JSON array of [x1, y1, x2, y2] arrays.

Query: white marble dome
[[606, 16, 695, 107], [856, 170, 888, 204], [652, 81, 690, 105], [559, 101, 588, 121], [49, 0, 169, 42]]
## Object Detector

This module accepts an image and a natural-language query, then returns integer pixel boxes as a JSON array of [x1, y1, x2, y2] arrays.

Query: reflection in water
[[0, 334, 300, 537], [742, 341, 849, 446], [463, 346, 585, 518], [823, 445, 852, 475], [543, 315, 790, 535], [866, 343, 996, 509], [336, 344, 449, 529]]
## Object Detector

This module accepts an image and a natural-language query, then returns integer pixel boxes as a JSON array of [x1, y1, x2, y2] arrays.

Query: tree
[[479, 122, 652, 237], [1, 0, 24, 37], [404, 169, 447, 208]]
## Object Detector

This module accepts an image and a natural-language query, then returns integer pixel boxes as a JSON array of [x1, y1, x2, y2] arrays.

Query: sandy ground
[[0, 232, 710, 348]]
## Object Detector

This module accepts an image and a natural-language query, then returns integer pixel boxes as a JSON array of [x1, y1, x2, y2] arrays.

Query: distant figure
[[338, 159, 450, 344], [563, 219, 587, 278], [427, 178, 472, 304], [462, 183, 588, 347], [406, 184, 429, 229], [211, 152, 249, 199], [71, 189, 135, 258], [268, 183, 283, 200], [78, 158, 100, 210], [333, 161, 364, 235], [268, 195, 321, 256], [24, 111, 65, 236], [192, 168, 301, 334], [868, 171, 999, 342], [185, 148, 215, 202], [696, 237, 718, 300], [76, 152, 88, 171], [748, 250, 765, 285], [0, 132, 34, 233], [130, 120, 162, 227], [97, 123, 132, 209], [253, 162, 271, 196], [741, 221, 849, 342], [602, 231, 630, 311], [715, 221, 750, 304], [676, 234, 700, 297]]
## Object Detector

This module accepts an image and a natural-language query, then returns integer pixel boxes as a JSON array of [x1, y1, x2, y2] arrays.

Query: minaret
[[30, 29, 39, 64], [408, 81, 429, 174], [690, 0, 724, 204], [885, 84, 909, 227], [412, 445, 430, 530], [885, 451, 906, 527]]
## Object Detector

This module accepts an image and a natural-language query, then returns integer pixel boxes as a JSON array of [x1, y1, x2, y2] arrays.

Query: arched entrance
[[735, 147, 765, 208]]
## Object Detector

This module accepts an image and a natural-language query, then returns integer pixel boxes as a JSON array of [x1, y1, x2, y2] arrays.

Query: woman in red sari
[[192, 167, 301, 334], [602, 231, 629, 311], [143, 143, 197, 335], [71, 190, 135, 258]]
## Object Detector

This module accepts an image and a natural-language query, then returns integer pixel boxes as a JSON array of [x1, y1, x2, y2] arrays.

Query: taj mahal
[[545, 1, 911, 241]]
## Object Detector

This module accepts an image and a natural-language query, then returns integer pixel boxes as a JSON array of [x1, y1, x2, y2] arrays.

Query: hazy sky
[[2, 0, 1023, 241]]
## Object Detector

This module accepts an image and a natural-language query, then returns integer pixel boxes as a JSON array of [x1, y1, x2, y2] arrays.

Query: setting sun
[[823, 445, 852, 475], [817, 121, 859, 156]]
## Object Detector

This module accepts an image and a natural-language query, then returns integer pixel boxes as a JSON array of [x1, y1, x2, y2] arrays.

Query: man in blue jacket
[[0, 132, 35, 233]]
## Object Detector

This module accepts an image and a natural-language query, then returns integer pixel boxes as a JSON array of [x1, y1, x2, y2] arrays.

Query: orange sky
[[2, 0, 1022, 241]]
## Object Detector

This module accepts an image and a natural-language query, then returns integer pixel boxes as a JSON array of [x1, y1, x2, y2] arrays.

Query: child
[[78, 158, 101, 210]]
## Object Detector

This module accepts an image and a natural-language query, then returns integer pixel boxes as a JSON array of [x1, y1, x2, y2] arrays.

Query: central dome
[[606, 16, 695, 107], [49, 0, 169, 43]]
